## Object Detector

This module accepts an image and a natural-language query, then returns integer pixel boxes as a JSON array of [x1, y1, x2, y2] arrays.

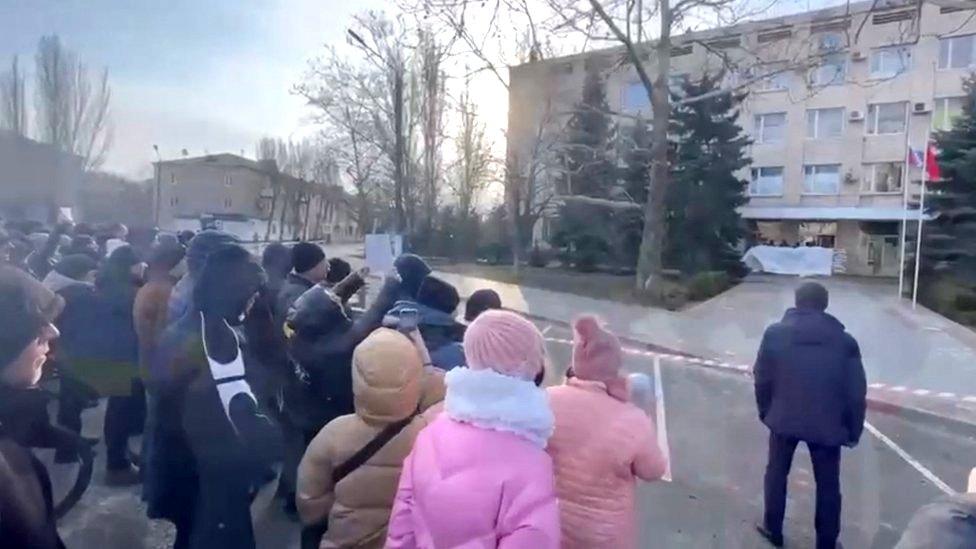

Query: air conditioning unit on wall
[[849, 110, 865, 121], [851, 50, 867, 61], [913, 102, 931, 114]]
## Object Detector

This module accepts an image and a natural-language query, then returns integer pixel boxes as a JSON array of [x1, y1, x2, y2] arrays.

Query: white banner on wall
[[742, 245, 834, 276]]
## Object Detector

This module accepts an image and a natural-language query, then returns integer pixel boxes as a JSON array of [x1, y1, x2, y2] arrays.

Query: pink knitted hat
[[572, 315, 629, 401], [463, 309, 545, 381]]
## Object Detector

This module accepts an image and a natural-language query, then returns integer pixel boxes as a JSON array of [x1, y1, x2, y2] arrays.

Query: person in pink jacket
[[386, 310, 560, 549], [547, 315, 669, 549]]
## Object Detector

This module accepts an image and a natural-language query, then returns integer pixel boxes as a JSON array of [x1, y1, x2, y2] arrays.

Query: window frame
[[866, 101, 907, 135], [869, 45, 912, 79], [809, 52, 847, 87], [621, 81, 651, 115], [749, 166, 785, 196], [805, 107, 845, 140], [938, 34, 976, 70], [933, 96, 966, 131], [861, 162, 904, 194], [802, 163, 842, 195], [754, 112, 787, 144], [757, 62, 791, 92]]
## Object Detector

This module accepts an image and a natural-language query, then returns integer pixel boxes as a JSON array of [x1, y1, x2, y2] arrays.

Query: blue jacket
[[387, 301, 466, 371], [754, 308, 867, 447]]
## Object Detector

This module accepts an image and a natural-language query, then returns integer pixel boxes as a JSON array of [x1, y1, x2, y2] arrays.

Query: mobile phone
[[398, 308, 419, 333]]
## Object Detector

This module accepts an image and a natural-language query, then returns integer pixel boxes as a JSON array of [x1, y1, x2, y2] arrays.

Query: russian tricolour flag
[[908, 143, 941, 181]]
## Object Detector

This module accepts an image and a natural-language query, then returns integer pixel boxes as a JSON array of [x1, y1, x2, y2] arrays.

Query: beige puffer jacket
[[296, 328, 445, 549]]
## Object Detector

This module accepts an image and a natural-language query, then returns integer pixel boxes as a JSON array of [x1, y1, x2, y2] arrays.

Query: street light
[[153, 145, 162, 228]]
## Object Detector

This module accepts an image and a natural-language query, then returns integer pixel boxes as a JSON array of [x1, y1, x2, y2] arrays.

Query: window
[[939, 34, 975, 69], [224, 197, 232, 208], [867, 102, 907, 134], [669, 74, 689, 98], [169, 196, 179, 206], [750, 166, 784, 196], [754, 113, 786, 144], [934, 97, 966, 131], [170, 173, 177, 185], [870, 46, 911, 78], [806, 108, 844, 139], [809, 53, 846, 86], [803, 164, 841, 194], [622, 82, 650, 115], [223, 174, 232, 187], [758, 62, 790, 91], [862, 162, 903, 193], [818, 32, 845, 52]]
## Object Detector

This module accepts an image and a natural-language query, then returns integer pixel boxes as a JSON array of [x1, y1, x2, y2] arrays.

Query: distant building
[[0, 131, 83, 223], [508, 0, 974, 276], [153, 153, 358, 242]]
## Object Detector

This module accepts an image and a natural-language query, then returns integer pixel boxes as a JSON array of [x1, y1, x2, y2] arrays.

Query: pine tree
[[622, 116, 652, 204], [664, 73, 751, 275], [919, 76, 976, 289], [558, 65, 617, 198]]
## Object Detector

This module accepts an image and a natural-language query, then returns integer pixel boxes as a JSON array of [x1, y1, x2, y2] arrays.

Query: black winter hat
[[53, 254, 99, 281], [465, 289, 502, 322], [394, 254, 431, 299], [262, 243, 292, 277], [0, 267, 63, 372], [418, 276, 460, 315], [325, 258, 352, 285], [292, 242, 326, 274]]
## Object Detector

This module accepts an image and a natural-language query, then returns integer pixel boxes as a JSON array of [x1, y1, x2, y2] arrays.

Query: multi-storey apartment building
[[153, 153, 359, 243], [507, 0, 976, 276]]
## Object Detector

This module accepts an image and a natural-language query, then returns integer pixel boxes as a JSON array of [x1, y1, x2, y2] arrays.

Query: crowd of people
[[0, 220, 972, 549]]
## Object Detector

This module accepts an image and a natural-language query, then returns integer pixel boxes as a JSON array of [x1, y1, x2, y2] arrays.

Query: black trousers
[[104, 380, 147, 470], [763, 432, 841, 549]]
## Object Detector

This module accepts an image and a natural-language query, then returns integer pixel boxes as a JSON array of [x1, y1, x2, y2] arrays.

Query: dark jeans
[[104, 380, 147, 470], [763, 432, 842, 549]]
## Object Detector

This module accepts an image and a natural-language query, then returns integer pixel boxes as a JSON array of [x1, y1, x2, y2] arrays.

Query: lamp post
[[153, 145, 162, 227]]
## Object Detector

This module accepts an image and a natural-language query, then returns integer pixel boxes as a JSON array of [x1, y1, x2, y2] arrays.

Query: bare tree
[[0, 55, 27, 137], [34, 35, 112, 171], [296, 44, 386, 235], [452, 77, 495, 218], [417, 28, 449, 238]]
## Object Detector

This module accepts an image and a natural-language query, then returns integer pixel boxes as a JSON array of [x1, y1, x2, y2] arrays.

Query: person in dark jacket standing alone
[[754, 282, 867, 549], [0, 266, 66, 549]]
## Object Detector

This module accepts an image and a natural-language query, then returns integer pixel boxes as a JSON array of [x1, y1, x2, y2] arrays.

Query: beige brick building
[[153, 153, 358, 243], [507, 0, 976, 276]]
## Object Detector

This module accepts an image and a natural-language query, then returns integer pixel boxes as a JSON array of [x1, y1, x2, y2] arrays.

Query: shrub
[[528, 246, 551, 268], [687, 271, 732, 301], [955, 291, 976, 312]]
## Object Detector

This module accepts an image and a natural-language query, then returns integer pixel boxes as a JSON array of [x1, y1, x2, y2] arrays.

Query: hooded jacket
[[754, 308, 867, 447], [387, 301, 466, 371], [285, 275, 397, 432], [296, 329, 445, 549], [546, 378, 667, 549], [386, 367, 560, 549]]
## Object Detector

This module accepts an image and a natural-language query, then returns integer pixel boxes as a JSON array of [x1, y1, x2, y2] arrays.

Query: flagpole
[[897, 107, 913, 299], [911, 133, 931, 309]]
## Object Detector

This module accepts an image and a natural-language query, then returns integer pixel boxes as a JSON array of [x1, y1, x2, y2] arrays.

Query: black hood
[[781, 308, 846, 344], [287, 286, 350, 338]]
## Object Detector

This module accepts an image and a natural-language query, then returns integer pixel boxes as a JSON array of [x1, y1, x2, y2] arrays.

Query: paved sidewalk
[[434, 271, 976, 423]]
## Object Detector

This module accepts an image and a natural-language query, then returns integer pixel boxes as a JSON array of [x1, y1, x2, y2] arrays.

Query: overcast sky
[[0, 0, 385, 179]]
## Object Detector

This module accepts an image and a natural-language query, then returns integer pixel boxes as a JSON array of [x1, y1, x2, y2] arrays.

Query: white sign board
[[364, 234, 403, 274], [742, 245, 835, 276]]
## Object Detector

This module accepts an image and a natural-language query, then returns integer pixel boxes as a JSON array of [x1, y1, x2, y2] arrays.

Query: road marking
[[865, 421, 955, 496], [653, 355, 673, 483], [937, 392, 956, 398], [540, 325, 552, 336], [869, 383, 886, 389], [890, 386, 908, 392], [913, 389, 931, 396]]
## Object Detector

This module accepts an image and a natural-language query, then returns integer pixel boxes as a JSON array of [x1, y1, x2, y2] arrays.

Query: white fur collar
[[444, 367, 554, 448]]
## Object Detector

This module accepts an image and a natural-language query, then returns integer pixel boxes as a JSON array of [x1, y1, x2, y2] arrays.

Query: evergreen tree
[[919, 76, 976, 289], [664, 73, 751, 275], [622, 116, 652, 204], [558, 65, 617, 198]]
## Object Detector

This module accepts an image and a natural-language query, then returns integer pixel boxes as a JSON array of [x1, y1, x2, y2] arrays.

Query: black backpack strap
[[332, 411, 418, 485]]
